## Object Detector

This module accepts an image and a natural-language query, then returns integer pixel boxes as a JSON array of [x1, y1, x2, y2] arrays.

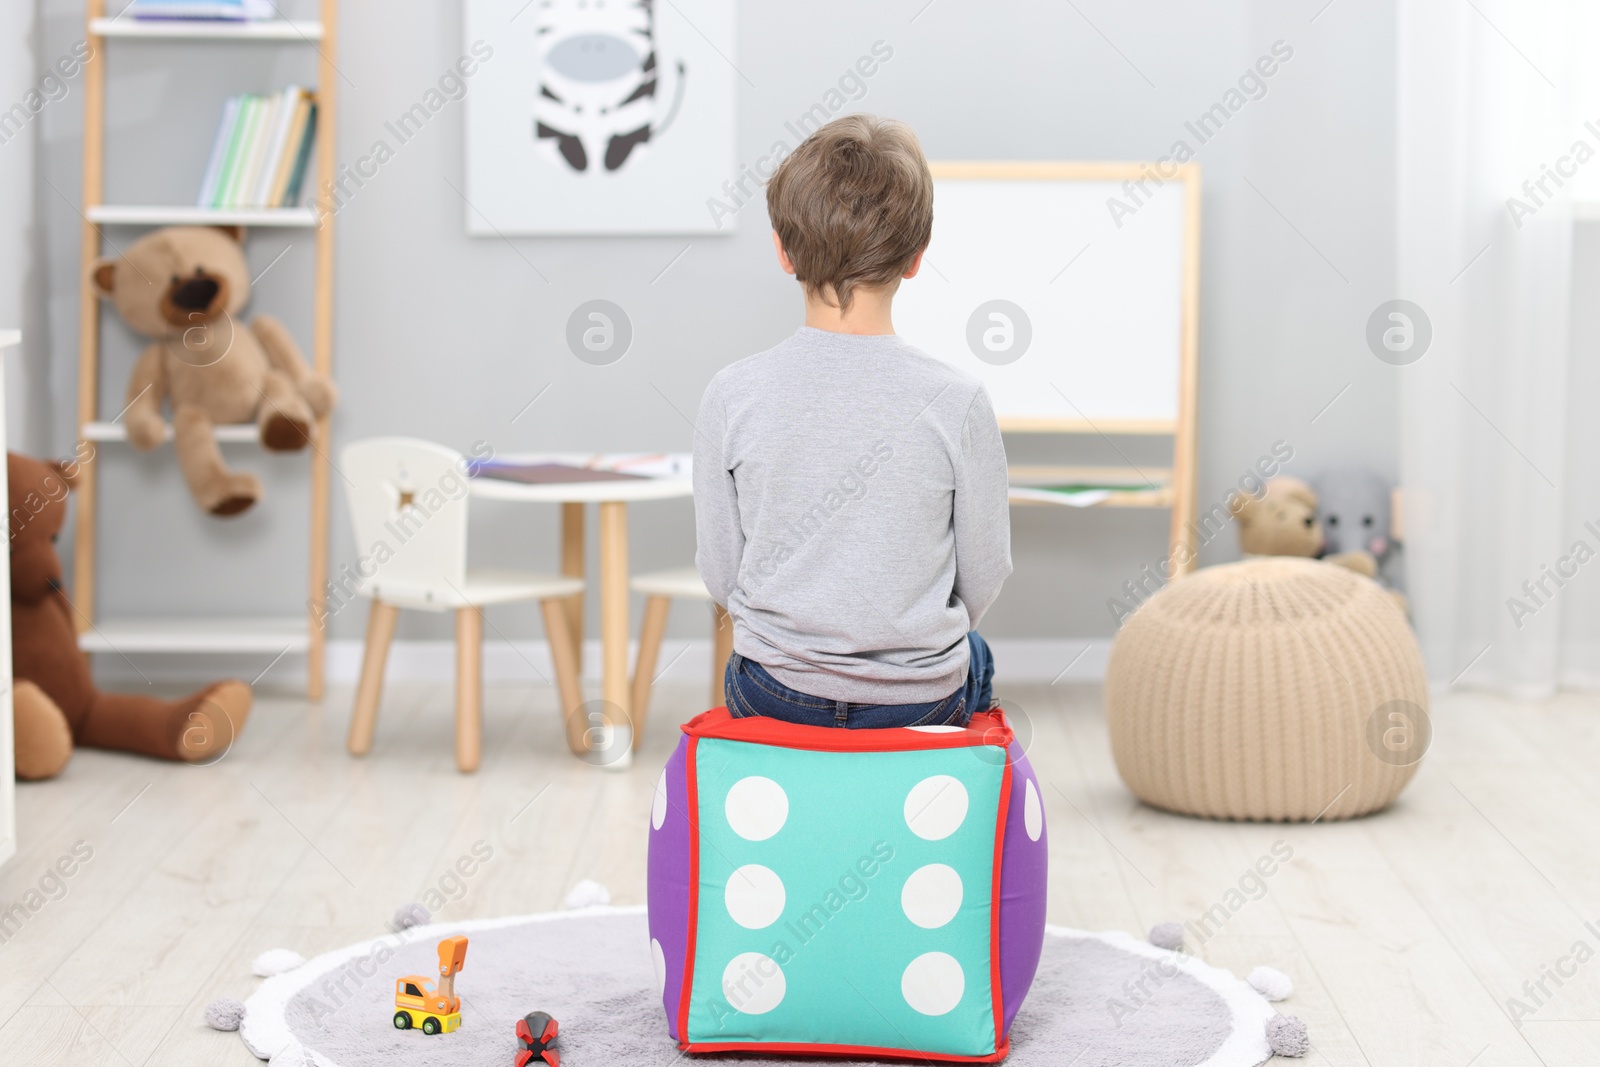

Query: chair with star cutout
[[341, 438, 586, 771]]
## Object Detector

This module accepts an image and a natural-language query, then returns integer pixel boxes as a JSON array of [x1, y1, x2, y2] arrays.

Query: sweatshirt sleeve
[[951, 386, 1013, 628], [693, 375, 743, 606]]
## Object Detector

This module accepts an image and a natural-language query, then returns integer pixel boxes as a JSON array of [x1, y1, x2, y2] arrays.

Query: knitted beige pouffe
[[1105, 557, 1429, 822]]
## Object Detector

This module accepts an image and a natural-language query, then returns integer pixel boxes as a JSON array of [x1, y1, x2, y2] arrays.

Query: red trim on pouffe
[[681, 707, 1014, 753], [676, 735, 701, 1047], [989, 753, 1014, 1051], [682, 1036, 1010, 1063], [674, 707, 1019, 1060]]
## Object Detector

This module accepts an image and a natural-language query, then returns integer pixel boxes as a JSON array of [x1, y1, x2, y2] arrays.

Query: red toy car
[[515, 1011, 559, 1067]]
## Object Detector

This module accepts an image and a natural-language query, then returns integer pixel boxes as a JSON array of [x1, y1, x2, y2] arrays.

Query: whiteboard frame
[[927, 161, 1202, 574]]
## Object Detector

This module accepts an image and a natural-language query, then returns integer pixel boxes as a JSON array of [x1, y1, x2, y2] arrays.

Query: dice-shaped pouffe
[[647, 708, 1047, 1061]]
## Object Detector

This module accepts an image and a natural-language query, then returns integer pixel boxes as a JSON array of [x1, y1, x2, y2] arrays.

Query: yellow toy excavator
[[393, 936, 468, 1035]]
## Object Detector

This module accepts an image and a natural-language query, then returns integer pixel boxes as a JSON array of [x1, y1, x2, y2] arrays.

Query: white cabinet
[[0, 328, 16, 868]]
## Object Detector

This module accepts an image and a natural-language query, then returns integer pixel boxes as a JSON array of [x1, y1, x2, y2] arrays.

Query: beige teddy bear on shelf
[[92, 225, 336, 516]]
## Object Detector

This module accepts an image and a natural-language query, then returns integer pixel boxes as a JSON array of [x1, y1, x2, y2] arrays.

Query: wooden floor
[[1, 679, 1597, 1065]]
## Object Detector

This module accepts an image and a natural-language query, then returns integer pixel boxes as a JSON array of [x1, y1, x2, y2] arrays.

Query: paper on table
[[601, 453, 692, 479], [470, 462, 646, 485], [1008, 486, 1115, 508], [468, 453, 694, 485]]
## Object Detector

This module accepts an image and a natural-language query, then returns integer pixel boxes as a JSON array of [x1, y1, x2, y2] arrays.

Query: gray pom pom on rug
[[204, 997, 246, 1031], [1148, 921, 1184, 952], [1266, 1013, 1310, 1057]]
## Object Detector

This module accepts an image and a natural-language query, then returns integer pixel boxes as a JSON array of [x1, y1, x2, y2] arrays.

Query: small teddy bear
[[91, 225, 337, 516], [9, 452, 253, 779]]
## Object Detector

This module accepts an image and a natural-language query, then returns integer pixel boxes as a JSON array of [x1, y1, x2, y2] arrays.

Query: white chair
[[629, 567, 732, 749], [341, 438, 586, 772]]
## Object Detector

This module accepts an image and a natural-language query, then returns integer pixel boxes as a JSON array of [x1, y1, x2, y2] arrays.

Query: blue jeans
[[724, 632, 995, 729]]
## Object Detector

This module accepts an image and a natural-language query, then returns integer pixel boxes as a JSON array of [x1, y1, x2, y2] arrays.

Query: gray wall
[[31, 0, 1399, 651]]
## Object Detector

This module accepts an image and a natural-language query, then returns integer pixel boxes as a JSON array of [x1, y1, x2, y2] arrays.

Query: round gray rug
[[241, 908, 1276, 1066]]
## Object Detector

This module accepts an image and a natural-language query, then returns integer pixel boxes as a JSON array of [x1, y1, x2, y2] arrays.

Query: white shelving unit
[[1, 330, 17, 868], [87, 205, 317, 227], [75, 3, 339, 699], [89, 17, 323, 40], [83, 420, 262, 443], [80, 616, 312, 654]]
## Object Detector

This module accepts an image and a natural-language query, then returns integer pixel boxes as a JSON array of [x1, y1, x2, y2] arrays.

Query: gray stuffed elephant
[[1312, 468, 1405, 598]]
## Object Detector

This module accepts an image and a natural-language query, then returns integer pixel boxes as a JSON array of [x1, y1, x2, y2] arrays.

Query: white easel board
[[896, 162, 1203, 572], [896, 163, 1197, 432]]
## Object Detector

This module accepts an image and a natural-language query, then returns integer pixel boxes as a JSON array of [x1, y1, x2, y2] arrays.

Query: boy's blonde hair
[[765, 114, 933, 312]]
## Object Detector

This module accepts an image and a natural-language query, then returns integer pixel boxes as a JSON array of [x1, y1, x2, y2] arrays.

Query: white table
[[469, 454, 693, 761]]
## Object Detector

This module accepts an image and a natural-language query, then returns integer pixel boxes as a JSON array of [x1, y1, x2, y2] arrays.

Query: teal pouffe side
[[647, 708, 1049, 1062]]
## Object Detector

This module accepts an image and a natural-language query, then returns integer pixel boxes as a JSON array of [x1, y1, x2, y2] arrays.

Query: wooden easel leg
[[73, 0, 106, 636], [307, 415, 331, 701], [455, 606, 483, 773], [1169, 164, 1203, 578], [630, 595, 671, 751], [347, 599, 399, 756]]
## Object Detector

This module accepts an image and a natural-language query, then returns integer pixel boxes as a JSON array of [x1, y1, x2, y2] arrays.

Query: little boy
[[694, 114, 1012, 729]]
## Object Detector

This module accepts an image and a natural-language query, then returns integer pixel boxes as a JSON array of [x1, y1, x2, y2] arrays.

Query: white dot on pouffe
[[901, 863, 963, 929], [651, 938, 667, 995], [725, 777, 788, 841], [905, 775, 969, 840], [722, 952, 785, 1014], [907, 725, 964, 733], [652, 769, 669, 830], [725, 864, 786, 929], [1023, 778, 1043, 842], [902, 951, 965, 1015]]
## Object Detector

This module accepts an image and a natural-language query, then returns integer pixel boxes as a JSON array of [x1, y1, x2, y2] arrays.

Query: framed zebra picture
[[463, 0, 736, 235]]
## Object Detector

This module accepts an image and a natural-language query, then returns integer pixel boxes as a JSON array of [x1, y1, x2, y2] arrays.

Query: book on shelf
[[240, 93, 281, 204], [197, 87, 318, 210], [282, 100, 318, 203], [126, 0, 276, 20], [209, 95, 254, 206], [271, 94, 315, 205], [194, 95, 237, 206]]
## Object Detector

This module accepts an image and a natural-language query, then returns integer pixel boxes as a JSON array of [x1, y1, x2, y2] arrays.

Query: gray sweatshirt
[[694, 326, 1013, 704]]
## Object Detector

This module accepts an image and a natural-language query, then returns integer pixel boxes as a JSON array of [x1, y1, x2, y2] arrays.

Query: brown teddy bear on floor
[[9, 452, 254, 780], [91, 225, 337, 516]]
